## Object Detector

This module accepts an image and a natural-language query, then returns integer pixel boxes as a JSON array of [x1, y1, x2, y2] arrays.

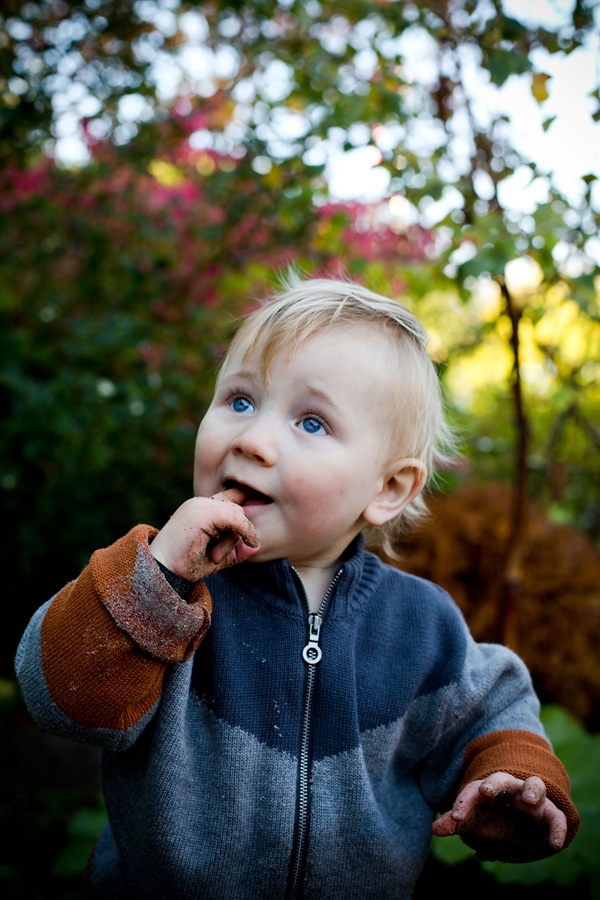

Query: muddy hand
[[205, 487, 259, 566], [150, 491, 260, 581], [432, 773, 567, 859]]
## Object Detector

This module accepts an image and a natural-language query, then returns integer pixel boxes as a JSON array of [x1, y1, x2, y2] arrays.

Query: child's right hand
[[150, 488, 260, 582]]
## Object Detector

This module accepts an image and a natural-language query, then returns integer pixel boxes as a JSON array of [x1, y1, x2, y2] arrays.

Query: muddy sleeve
[[15, 525, 211, 749]]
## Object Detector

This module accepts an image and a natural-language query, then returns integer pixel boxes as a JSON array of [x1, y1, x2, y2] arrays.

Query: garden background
[[1, 1, 599, 897]]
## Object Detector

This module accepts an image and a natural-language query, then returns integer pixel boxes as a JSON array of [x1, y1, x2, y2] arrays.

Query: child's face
[[194, 328, 399, 569]]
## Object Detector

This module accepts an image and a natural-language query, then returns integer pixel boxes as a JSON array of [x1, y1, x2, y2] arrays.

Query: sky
[[501, 1, 599, 203]]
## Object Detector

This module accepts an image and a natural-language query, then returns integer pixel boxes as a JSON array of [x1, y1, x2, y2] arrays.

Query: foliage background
[[1, 0, 599, 896]]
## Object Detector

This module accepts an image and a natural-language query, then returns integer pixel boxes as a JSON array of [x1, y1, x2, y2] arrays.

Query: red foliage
[[320, 201, 435, 263], [0, 163, 52, 205]]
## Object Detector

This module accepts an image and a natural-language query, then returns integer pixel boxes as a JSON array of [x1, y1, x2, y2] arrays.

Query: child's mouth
[[222, 479, 274, 510]]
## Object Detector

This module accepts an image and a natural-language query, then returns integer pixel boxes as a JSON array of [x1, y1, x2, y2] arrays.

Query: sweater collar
[[220, 533, 383, 620]]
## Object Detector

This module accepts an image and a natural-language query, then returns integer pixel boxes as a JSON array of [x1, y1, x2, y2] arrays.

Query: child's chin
[[245, 544, 279, 564]]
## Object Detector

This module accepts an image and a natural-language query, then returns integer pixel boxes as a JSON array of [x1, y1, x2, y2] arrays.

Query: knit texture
[[16, 528, 579, 899]]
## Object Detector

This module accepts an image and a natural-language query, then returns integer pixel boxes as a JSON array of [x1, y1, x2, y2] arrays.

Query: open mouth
[[223, 479, 274, 508]]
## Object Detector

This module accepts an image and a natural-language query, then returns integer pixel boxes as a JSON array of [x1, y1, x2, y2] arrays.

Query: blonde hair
[[221, 275, 457, 553]]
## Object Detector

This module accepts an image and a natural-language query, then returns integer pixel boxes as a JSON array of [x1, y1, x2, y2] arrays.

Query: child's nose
[[232, 422, 277, 466]]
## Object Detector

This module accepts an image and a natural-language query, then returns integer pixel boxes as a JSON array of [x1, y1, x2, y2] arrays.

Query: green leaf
[[51, 802, 108, 877], [502, 16, 527, 41], [487, 48, 532, 86], [431, 834, 476, 866]]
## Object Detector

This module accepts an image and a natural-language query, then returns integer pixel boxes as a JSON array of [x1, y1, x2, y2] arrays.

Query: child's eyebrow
[[293, 384, 344, 418], [217, 369, 262, 387], [299, 385, 334, 405]]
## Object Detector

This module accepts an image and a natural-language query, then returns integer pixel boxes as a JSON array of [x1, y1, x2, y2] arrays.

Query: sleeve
[[408, 591, 579, 859], [15, 525, 212, 750]]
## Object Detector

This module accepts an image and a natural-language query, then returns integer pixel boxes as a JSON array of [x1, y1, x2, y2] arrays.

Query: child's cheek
[[289, 468, 348, 514], [193, 433, 222, 495]]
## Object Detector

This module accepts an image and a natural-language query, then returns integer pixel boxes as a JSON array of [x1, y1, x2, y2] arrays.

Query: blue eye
[[299, 416, 326, 435], [231, 396, 254, 414]]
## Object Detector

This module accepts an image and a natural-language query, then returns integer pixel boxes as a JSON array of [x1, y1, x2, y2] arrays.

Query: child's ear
[[362, 458, 427, 527]]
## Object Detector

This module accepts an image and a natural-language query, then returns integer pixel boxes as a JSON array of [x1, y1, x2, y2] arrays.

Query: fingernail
[[551, 838, 563, 849]]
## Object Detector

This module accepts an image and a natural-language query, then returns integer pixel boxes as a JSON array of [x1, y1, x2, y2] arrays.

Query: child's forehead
[[224, 321, 394, 379]]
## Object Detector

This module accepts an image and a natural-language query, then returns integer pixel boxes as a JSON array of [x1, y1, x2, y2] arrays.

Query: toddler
[[16, 277, 579, 899]]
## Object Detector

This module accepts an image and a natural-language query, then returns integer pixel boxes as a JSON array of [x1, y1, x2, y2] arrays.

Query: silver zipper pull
[[302, 613, 323, 665]]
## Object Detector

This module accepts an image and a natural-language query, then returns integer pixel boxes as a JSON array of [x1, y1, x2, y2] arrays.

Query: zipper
[[285, 568, 343, 900]]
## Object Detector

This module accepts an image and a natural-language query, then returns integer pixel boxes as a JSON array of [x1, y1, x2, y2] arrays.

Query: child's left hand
[[432, 771, 567, 860]]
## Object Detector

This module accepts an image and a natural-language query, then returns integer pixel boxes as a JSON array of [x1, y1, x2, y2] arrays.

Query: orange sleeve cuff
[[91, 524, 212, 662], [41, 525, 212, 731], [461, 729, 580, 854]]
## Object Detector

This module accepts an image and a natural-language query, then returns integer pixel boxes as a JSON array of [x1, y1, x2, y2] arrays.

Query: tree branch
[[490, 276, 529, 647]]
